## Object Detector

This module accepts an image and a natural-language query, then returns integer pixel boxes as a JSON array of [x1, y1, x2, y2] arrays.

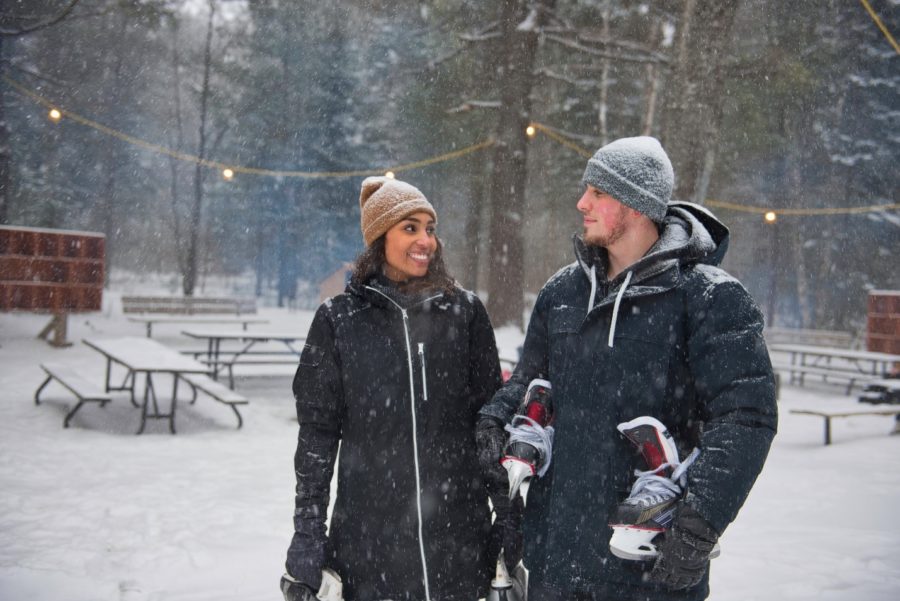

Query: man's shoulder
[[682, 263, 746, 292], [682, 263, 761, 319], [540, 262, 582, 294]]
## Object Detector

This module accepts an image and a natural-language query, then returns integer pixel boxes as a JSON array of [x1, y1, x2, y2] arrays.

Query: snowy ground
[[1, 301, 899, 601]]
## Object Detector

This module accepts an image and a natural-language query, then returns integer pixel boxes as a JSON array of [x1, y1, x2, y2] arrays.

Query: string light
[[6, 76, 898, 218]]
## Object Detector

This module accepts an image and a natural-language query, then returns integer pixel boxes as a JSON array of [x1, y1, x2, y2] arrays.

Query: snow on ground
[[1, 303, 899, 600]]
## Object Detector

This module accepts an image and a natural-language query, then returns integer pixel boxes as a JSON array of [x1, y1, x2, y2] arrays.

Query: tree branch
[[543, 32, 670, 64], [445, 100, 502, 113], [0, 0, 82, 36]]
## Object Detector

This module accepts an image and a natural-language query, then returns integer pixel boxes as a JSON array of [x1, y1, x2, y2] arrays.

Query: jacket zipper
[[364, 286, 439, 601], [418, 342, 428, 402]]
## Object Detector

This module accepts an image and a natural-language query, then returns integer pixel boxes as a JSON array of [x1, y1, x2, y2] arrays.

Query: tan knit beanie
[[359, 176, 437, 246]]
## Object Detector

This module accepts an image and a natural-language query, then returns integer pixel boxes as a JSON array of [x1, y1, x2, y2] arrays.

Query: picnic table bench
[[35, 362, 113, 428], [790, 408, 900, 445], [179, 373, 248, 429], [122, 296, 257, 316]]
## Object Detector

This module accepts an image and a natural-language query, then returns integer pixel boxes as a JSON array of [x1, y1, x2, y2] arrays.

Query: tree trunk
[[0, 35, 8, 225], [661, 0, 740, 203], [641, 19, 662, 136], [485, 0, 555, 328], [461, 152, 487, 292], [183, 1, 216, 296]]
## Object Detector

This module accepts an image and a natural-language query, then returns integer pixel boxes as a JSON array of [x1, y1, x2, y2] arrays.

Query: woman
[[281, 177, 512, 601]]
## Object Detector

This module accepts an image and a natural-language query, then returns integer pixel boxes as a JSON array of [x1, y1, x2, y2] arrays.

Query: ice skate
[[487, 551, 527, 601], [609, 416, 718, 561], [501, 379, 554, 506]]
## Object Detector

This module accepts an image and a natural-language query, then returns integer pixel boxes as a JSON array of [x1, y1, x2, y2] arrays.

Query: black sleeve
[[479, 287, 551, 424], [284, 305, 343, 586], [468, 294, 503, 416], [683, 275, 778, 535]]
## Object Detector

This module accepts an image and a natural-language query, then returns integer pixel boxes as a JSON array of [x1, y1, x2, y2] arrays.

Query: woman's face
[[383, 212, 438, 281]]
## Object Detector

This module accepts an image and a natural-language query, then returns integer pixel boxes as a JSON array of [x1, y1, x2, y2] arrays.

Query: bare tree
[[0, 0, 83, 224], [660, 0, 741, 204]]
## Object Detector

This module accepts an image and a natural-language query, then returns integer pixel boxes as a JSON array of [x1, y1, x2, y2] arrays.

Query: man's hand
[[280, 574, 318, 601], [649, 505, 719, 590], [475, 417, 508, 487]]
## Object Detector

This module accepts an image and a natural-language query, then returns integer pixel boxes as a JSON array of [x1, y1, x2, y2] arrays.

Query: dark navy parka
[[286, 276, 501, 601], [479, 202, 778, 600]]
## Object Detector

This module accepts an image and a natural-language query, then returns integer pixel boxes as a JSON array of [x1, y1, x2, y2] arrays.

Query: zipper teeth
[[365, 285, 431, 600], [418, 343, 428, 402]]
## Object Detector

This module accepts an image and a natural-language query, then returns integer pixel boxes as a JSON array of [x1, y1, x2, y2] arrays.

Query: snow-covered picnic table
[[180, 329, 306, 388], [769, 343, 900, 394], [126, 315, 269, 338], [83, 337, 213, 434]]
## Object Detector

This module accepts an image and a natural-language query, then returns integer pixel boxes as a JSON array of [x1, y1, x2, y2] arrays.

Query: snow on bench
[[179, 373, 249, 429], [35, 362, 112, 428], [790, 408, 900, 446]]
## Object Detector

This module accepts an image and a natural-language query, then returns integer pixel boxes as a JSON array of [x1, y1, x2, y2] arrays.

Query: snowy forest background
[[2, 0, 898, 331]]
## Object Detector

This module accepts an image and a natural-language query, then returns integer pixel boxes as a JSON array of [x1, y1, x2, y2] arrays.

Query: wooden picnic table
[[769, 343, 899, 377], [180, 329, 306, 388], [768, 344, 900, 395], [83, 337, 212, 434], [127, 315, 269, 338]]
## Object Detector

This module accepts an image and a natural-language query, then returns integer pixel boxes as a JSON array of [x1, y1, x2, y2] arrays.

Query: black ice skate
[[501, 379, 554, 506], [608, 416, 718, 561]]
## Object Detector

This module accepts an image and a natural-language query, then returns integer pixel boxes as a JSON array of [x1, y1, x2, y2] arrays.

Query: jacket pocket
[[298, 343, 324, 368], [548, 306, 583, 379]]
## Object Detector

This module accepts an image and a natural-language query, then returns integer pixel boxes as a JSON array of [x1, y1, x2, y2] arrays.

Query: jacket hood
[[575, 200, 730, 285]]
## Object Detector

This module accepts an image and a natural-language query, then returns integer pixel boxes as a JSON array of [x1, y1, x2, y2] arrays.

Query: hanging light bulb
[[48, 108, 62, 122], [222, 168, 235, 181], [764, 211, 777, 223], [384, 171, 395, 179], [525, 125, 537, 138]]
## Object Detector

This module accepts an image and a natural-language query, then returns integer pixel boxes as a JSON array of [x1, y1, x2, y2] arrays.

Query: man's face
[[576, 185, 632, 247]]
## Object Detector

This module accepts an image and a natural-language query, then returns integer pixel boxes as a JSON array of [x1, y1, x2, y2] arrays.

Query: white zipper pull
[[418, 342, 428, 402]]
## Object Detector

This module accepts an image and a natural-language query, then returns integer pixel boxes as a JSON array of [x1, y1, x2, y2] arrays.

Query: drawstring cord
[[608, 271, 633, 348], [587, 264, 598, 312]]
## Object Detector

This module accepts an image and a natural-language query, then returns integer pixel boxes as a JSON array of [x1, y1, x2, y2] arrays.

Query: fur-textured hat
[[581, 136, 674, 224], [359, 176, 436, 246]]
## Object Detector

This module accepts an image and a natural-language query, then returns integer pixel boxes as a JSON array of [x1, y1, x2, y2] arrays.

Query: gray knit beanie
[[359, 176, 436, 246], [581, 136, 674, 224]]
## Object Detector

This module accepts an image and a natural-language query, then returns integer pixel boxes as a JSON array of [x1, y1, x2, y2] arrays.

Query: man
[[476, 136, 777, 600]]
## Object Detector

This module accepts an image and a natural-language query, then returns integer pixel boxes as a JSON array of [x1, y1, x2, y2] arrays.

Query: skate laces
[[505, 416, 555, 477], [625, 447, 700, 507]]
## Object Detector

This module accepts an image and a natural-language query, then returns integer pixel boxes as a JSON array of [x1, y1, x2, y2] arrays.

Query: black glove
[[649, 505, 719, 590], [475, 417, 508, 490], [280, 574, 317, 601], [488, 491, 524, 571]]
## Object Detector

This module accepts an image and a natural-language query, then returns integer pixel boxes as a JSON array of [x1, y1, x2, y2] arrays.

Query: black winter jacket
[[479, 202, 778, 600], [286, 275, 502, 601]]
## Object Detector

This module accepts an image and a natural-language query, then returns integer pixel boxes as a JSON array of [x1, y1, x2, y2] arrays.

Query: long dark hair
[[350, 235, 456, 295]]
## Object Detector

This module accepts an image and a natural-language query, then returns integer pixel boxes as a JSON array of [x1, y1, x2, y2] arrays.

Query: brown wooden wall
[[867, 290, 900, 355], [0, 226, 105, 313]]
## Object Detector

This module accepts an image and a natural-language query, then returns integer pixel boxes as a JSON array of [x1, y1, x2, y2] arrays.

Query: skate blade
[[503, 459, 534, 505], [609, 525, 663, 561]]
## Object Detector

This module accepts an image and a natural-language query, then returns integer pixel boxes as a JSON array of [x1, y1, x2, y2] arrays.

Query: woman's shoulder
[[446, 283, 486, 309]]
